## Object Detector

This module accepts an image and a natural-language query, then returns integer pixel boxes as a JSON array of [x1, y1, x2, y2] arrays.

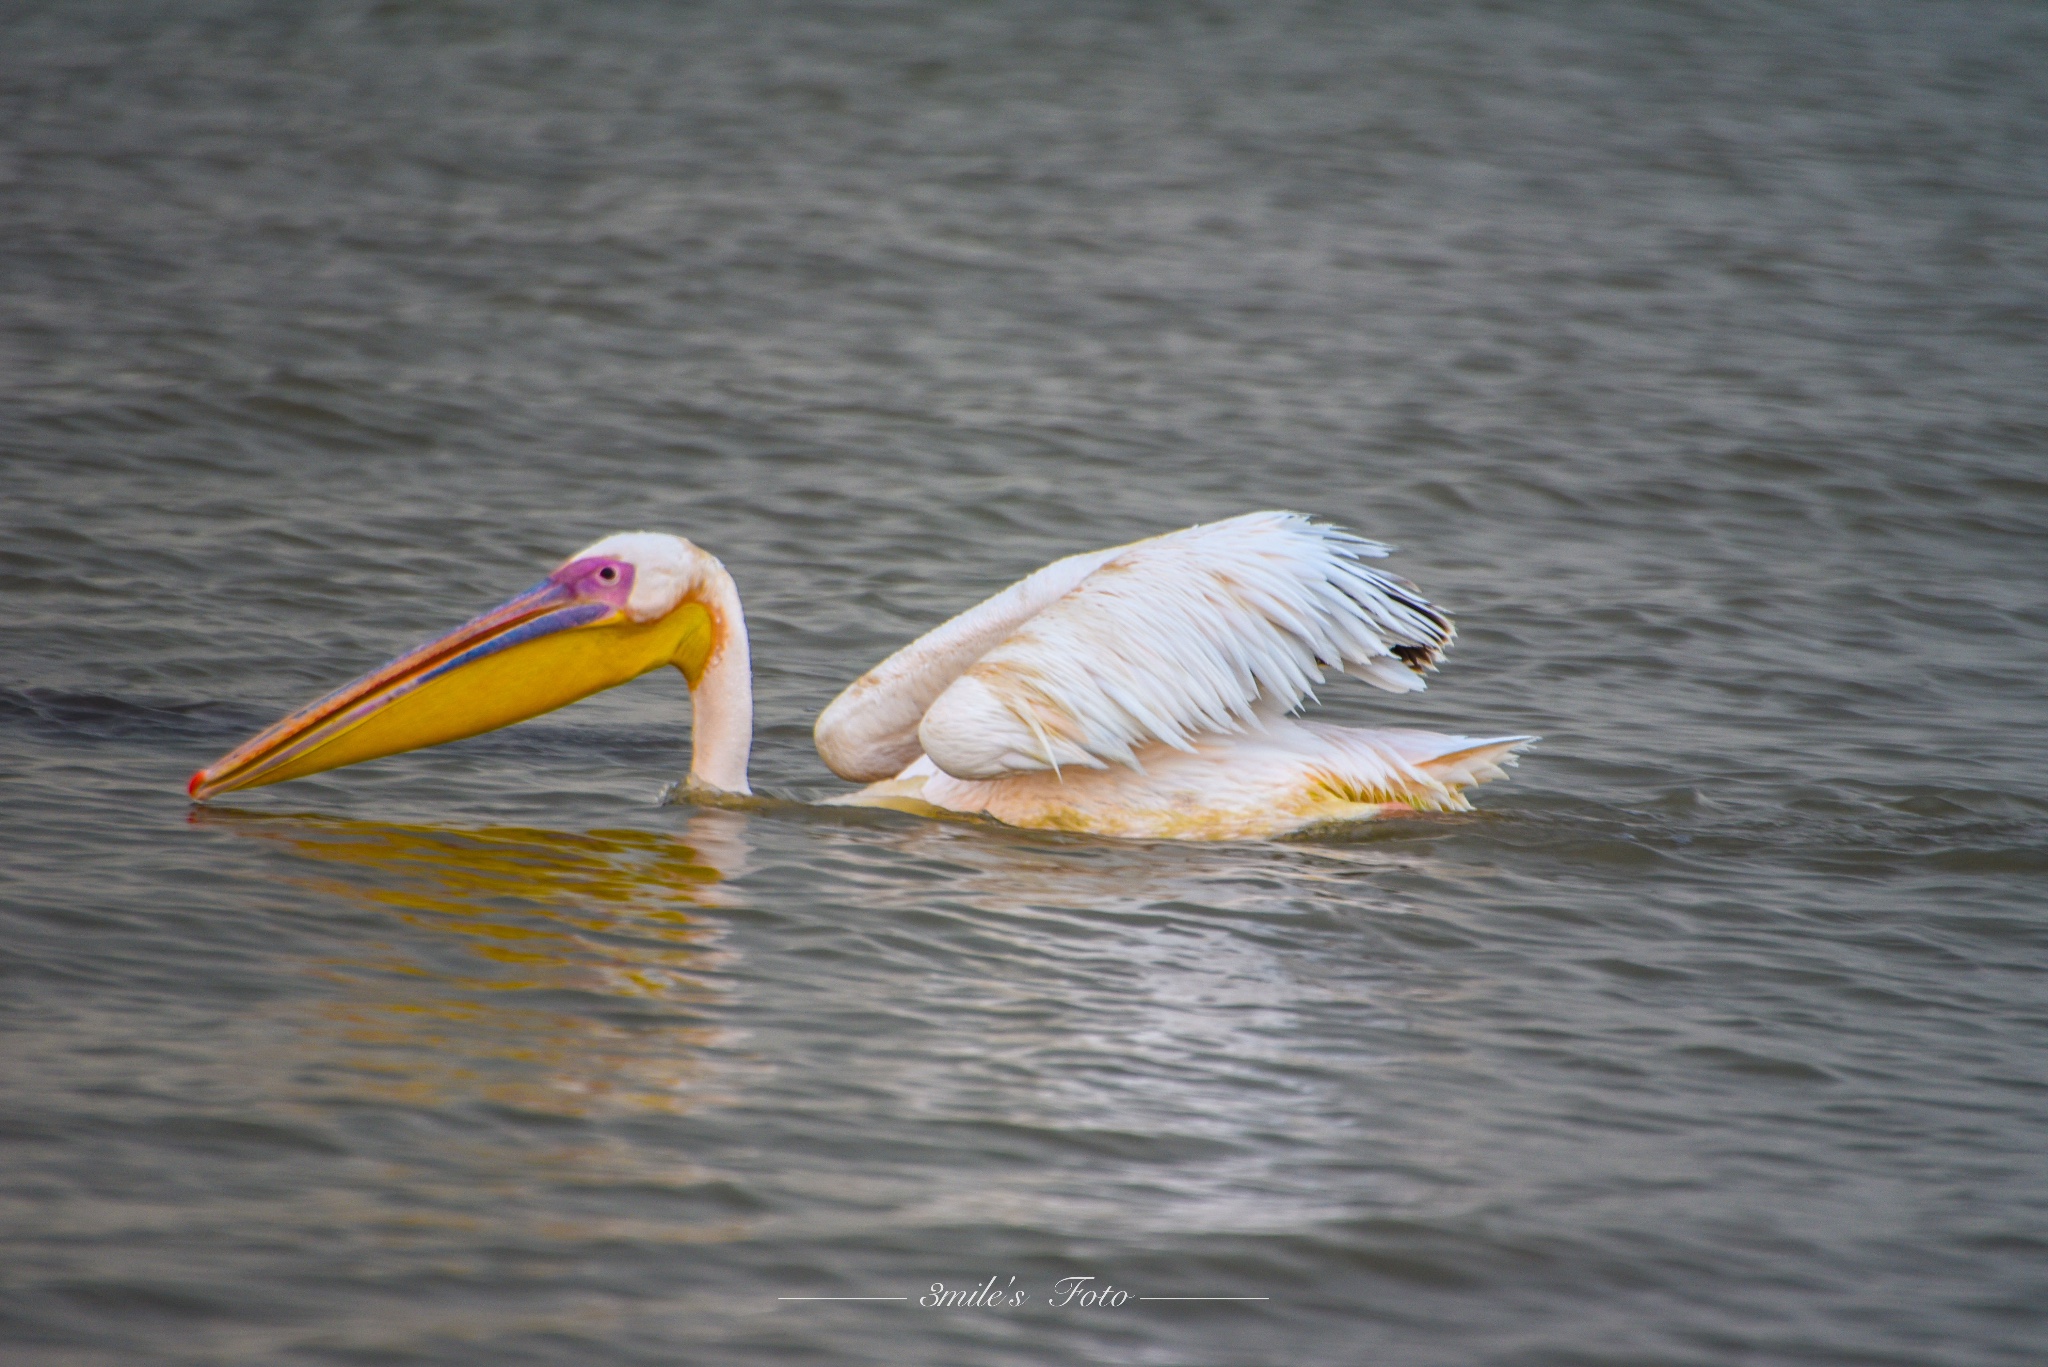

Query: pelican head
[[189, 532, 752, 800]]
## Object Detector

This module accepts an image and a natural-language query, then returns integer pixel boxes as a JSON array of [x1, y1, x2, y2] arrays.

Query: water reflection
[[195, 810, 751, 1119], [799, 805, 1444, 921], [769, 816, 1444, 1235]]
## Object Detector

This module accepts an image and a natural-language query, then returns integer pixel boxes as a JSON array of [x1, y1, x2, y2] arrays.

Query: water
[[4, 2, 2046, 1362]]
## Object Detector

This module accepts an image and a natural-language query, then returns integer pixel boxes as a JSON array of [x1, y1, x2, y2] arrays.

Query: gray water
[[4, 2, 2047, 1363]]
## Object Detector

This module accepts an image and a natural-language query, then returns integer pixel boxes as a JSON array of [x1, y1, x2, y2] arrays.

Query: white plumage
[[816, 511, 1531, 838]]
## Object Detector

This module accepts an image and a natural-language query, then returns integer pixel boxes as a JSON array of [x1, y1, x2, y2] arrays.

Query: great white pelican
[[190, 511, 1533, 839]]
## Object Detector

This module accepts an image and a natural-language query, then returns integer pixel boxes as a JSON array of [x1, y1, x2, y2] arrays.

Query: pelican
[[190, 511, 1533, 839]]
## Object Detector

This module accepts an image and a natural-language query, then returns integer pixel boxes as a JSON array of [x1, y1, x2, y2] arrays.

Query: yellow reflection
[[196, 809, 750, 1120]]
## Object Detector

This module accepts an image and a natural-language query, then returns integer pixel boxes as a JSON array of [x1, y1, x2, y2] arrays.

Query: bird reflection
[[192, 809, 751, 1120]]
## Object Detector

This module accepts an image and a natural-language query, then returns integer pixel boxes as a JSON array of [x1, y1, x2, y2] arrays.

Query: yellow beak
[[190, 569, 713, 801]]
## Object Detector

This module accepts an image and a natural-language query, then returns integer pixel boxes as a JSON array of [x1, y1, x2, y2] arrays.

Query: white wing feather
[[817, 511, 1455, 784]]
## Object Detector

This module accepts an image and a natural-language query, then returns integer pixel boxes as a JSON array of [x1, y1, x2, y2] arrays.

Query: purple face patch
[[550, 556, 638, 612]]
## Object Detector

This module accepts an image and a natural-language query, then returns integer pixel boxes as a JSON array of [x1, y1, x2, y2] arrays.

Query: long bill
[[189, 573, 714, 801]]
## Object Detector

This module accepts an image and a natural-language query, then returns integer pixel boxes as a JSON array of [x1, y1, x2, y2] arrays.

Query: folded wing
[[814, 511, 1454, 783]]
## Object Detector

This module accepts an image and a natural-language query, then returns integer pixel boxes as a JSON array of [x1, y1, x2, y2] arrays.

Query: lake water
[[4, 2, 2045, 1363]]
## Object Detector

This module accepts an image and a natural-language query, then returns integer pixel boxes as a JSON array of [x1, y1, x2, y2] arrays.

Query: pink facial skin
[[549, 556, 638, 613]]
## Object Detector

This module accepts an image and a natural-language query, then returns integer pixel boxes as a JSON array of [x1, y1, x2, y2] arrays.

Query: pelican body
[[191, 513, 1531, 839]]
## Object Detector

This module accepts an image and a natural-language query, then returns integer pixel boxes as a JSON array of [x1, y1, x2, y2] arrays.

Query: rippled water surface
[[5, 2, 2047, 1363]]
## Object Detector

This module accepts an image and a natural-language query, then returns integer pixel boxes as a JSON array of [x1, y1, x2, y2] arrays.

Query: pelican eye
[[598, 566, 619, 583]]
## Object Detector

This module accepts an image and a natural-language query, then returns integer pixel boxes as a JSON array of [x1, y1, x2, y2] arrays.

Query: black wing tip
[[1390, 642, 1445, 674]]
